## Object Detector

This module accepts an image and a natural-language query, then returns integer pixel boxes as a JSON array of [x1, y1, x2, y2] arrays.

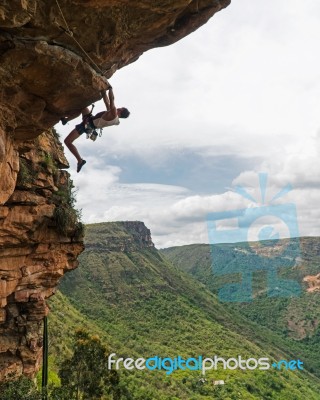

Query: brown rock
[[0, 310, 5, 324], [303, 273, 320, 292], [0, 128, 19, 205], [0, 130, 84, 378]]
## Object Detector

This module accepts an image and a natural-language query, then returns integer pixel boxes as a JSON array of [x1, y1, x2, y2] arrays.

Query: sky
[[56, 0, 320, 248]]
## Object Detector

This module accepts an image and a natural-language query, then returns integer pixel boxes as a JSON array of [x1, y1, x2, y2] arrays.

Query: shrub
[[0, 376, 42, 400], [16, 157, 34, 187], [53, 178, 84, 239]]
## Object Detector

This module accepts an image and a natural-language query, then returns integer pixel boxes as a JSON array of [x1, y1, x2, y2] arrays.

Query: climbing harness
[[54, 0, 110, 84], [82, 104, 103, 142]]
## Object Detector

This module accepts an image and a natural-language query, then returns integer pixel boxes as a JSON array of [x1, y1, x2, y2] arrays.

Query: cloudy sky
[[56, 0, 320, 248]]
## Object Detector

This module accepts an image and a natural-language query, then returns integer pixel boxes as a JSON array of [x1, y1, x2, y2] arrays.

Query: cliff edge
[[0, 0, 230, 379]]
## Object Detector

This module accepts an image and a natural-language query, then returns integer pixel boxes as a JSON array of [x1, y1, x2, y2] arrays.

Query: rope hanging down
[[55, 0, 110, 85]]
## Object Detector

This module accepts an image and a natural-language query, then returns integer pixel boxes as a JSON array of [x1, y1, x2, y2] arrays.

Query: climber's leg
[[64, 129, 82, 163], [64, 123, 87, 173]]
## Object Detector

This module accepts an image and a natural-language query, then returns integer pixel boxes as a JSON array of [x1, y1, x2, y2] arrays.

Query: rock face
[[121, 221, 154, 250], [0, 0, 230, 380], [0, 130, 84, 379], [303, 273, 320, 293]]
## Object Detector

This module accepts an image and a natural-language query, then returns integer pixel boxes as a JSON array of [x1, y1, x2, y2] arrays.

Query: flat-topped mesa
[[85, 221, 155, 252], [0, 0, 231, 380]]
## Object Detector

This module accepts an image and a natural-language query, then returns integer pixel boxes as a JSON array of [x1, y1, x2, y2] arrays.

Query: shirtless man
[[63, 87, 130, 172]]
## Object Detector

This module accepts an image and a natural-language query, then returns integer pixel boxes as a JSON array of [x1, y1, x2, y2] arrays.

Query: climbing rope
[[54, 0, 110, 86], [41, 316, 48, 400]]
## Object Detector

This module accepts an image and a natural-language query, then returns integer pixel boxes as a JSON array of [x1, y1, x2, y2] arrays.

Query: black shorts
[[75, 121, 86, 135], [75, 115, 95, 135]]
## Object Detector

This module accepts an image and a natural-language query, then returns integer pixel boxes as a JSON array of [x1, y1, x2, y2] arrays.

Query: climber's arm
[[108, 88, 116, 111], [100, 90, 111, 111]]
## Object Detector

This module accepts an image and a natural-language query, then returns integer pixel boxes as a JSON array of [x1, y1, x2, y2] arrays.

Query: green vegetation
[[16, 156, 35, 187], [53, 179, 84, 238], [0, 330, 123, 400], [50, 329, 124, 400], [43, 223, 320, 399], [39, 151, 57, 172], [0, 376, 42, 400], [161, 238, 320, 377]]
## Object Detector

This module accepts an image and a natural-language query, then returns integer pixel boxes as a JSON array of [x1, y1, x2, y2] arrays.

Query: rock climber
[[62, 87, 130, 172]]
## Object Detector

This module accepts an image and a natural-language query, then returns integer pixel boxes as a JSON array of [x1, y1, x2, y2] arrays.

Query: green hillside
[[161, 237, 320, 376], [48, 223, 320, 399]]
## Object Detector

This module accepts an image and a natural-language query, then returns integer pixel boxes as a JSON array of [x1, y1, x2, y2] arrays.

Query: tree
[[52, 329, 122, 400]]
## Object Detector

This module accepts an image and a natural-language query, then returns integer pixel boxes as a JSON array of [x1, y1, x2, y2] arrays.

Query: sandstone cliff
[[0, 0, 230, 379], [0, 129, 84, 379]]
